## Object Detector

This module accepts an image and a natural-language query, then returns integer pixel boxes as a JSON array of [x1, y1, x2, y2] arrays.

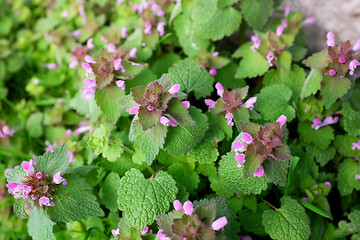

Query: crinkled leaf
[[114, 220, 142, 240], [5, 165, 27, 184], [302, 50, 331, 69], [14, 198, 28, 218], [167, 161, 200, 194], [241, 0, 274, 31], [343, 102, 360, 137], [337, 158, 360, 196], [206, 112, 233, 141], [298, 122, 334, 150], [288, 45, 307, 62], [218, 153, 268, 195], [167, 58, 213, 99], [164, 107, 208, 155], [156, 210, 184, 237], [116, 61, 144, 78], [217, 0, 239, 8], [187, 140, 219, 164], [130, 119, 167, 165], [191, 0, 242, 41], [99, 172, 121, 212], [173, 15, 210, 57], [277, 51, 292, 71], [166, 98, 195, 126], [262, 196, 311, 240], [28, 207, 56, 240], [47, 175, 104, 222], [102, 144, 123, 162], [118, 169, 177, 230], [306, 145, 335, 167], [239, 203, 270, 235], [334, 135, 360, 158], [264, 158, 289, 186], [321, 75, 351, 109], [95, 73, 114, 89], [35, 143, 70, 176], [334, 210, 360, 239], [263, 65, 306, 101], [300, 69, 323, 100], [235, 50, 269, 79], [95, 84, 125, 122], [26, 112, 43, 138], [138, 107, 162, 130], [255, 84, 296, 122]]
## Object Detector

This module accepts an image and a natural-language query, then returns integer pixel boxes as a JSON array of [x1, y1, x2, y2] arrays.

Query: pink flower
[[129, 47, 137, 58], [107, 43, 116, 53], [329, 69, 336, 76], [349, 60, 360, 75], [235, 153, 245, 167], [326, 32, 335, 47], [157, 22, 166, 37], [78, 6, 85, 16], [182, 101, 190, 109], [276, 19, 288, 36], [129, 106, 139, 114], [168, 84, 180, 95], [302, 197, 308, 202], [114, 58, 126, 72], [215, 82, 224, 97], [45, 63, 58, 69], [120, 27, 128, 38], [111, 228, 120, 236], [351, 140, 360, 150], [276, 115, 287, 128], [45, 141, 54, 153], [61, 10, 68, 18], [144, 21, 152, 34], [85, 55, 96, 64], [225, 113, 234, 126], [87, 38, 94, 49], [82, 63, 94, 77], [233, 141, 247, 153], [205, 99, 216, 112], [82, 78, 96, 100], [67, 151, 75, 163], [211, 216, 227, 231], [212, 51, 219, 57], [183, 201, 193, 215], [339, 57, 346, 64], [250, 35, 261, 52], [355, 174, 360, 180], [116, 80, 125, 90], [267, 52, 274, 67], [69, 56, 79, 69], [0, 125, 15, 138], [242, 97, 257, 110], [311, 116, 338, 130], [199, 64, 205, 69], [324, 181, 331, 187], [139, 226, 149, 235], [173, 200, 183, 211], [353, 39, 360, 51], [66, 129, 72, 138], [284, 6, 291, 17], [70, 29, 82, 39], [151, 1, 165, 16], [157, 230, 170, 240], [160, 116, 171, 126], [303, 17, 315, 25], [39, 196, 55, 207], [253, 165, 264, 177], [209, 68, 217, 76], [52, 172, 67, 185], [22, 161, 35, 176], [242, 132, 253, 144]]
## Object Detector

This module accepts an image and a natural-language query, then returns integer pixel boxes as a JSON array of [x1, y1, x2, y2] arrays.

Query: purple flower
[[61, 10, 68, 18], [242, 97, 257, 110], [302, 197, 308, 202], [209, 68, 217, 76], [173, 200, 183, 211], [157, 230, 170, 240], [355, 174, 360, 180], [253, 165, 264, 177], [326, 32, 335, 47], [351, 140, 360, 150], [353, 39, 360, 51], [276, 115, 287, 128], [52, 172, 67, 185], [150, 1, 165, 17], [39, 196, 55, 207], [215, 82, 224, 97], [120, 27, 128, 39], [139, 226, 149, 235], [235, 153, 245, 167], [67, 151, 75, 163], [87, 38, 94, 49], [45, 63, 58, 69], [85, 55, 96, 64], [0, 125, 15, 138], [303, 17, 315, 25], [183, 201, 194, 215], [111, 228, 120, 236], [129, 106, 139, 115], [211, 216, 227, 231], [157, 22, 166, 37], [212, 51, 219, 57], [311, 116, 338, 130], [182, 101, 190, 109], [69, 56, 79, 69], [107, 43, 116, 53], [349, 60, 360, 75], [329, 69, 336, 76], [116, 80, 125, 91], [225, 113, 234, 126], [339, 57, 346, 63], [82, 79, 96, 100], [204, 99, 216, 112], [129, 47, 137, 58], [250, 35, 261, 52], [114, 58, 125, 72], [82, 63, 94, 77], [324, 181, 331, 187], [70, 29, 82, 39], [168, 84, 180, 96], [144, 21, 152, 34], [276, 19, 288, 36], [267, 52, 274, 67], [78, 6, 85, 16], [284, 6, 291, 17]]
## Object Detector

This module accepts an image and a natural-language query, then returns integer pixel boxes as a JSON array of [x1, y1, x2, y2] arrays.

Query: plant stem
[[145, 162, 155, 174], [0, 146, 30, 159], [149, 165, 168, 180], [262, 199, 279, 211]]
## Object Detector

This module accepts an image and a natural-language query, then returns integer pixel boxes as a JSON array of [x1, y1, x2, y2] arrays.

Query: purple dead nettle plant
[[233, 115, 291, 181], [126, 75, 193, 130], [205, 83, 256, 127]]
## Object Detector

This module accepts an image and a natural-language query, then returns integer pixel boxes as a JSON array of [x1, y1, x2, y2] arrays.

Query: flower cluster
[[236, 115, 290, 179], [205, 83, 256, 126], [311, 115, 339, 130], [6, 160, 67, 207], [156, 199, 228, 239], [323, 32, 360, 77], [127, 77, 193, 130]]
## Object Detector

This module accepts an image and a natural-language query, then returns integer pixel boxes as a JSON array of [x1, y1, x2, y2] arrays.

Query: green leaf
[[334, 135, 360, 157], [300, 69, 322, 100], [239, 203, 270, 235], [337, 158, 360, 196], [300, 199, 332, 220], [306, 145, 335, 166], [302, 50, 330, 69], [164, 107, 209, 155], [218, 153, 268, 195], [26, 112, 43, 138], [167, 161, 200, 194], [5, 165, 27, 184], [130, 119, 167, 165], [206, 112, 233, 142], [255, 84, 296, 122], [116, 61, 144, 78], [95, 84, 125, 122], [277, 51, 292, 71], [28, 207, 56, 240], [99, 172, 121, 212], [114, 220, 142, 240], [187, 140, 219, 164], [297, 122, 334, 150], [334, 210, 360, 239], [263, 64, 306, 101], [35, 144, 70, 176], [241, 0, 274, 31], [321, 75, 351, 108], [102, 144, 123, 162], [264, 158, 289, 186], [14, 198, 28, 218], [262, 196, 311, 240], [166, 98, 195, 126], [138, 107, 162, 130], [191, 0, 242, 41], [156, 210, 184, 237], [0, 17, 13, 35], [217, 0, 239, 8], [118, 169, 178, 230], [343, 102, 360, 137], [47, 175, 104, 222], [288, 45, 307, 62], [151, 53, 181, 77], [235, 50, 269, 79], [284, 156, 300, 195], [173, 15, 210, 57], [167, 58, 214, 99]]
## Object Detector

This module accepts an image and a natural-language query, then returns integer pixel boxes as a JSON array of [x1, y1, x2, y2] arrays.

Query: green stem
[[150, 165, 168, 180], [145, 162, 155, 175], [262, 199, 279, 211], [0, 96, 16, 110], [119, 144, 135, 155], [0, 146, 30, 159]]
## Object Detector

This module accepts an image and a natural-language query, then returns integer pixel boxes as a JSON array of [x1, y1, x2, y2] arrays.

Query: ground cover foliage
[[1, 0, 360, 239]]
